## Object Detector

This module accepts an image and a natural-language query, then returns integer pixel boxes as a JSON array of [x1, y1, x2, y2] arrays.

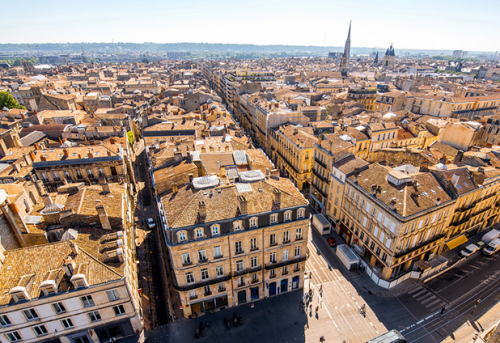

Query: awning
[[446, 235, 468, 250], [415, 260, 432, 270]]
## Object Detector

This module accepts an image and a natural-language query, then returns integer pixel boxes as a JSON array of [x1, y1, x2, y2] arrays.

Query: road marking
[[408, 287, 424, 295], [420, 295, 437, 304]]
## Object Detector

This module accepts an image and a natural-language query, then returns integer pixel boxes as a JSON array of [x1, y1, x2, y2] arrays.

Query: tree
[[127, 131, 135, 145], [0, 91, 25, 110]]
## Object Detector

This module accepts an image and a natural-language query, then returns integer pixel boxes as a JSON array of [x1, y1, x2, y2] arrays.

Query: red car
[[326, 237, 336, 247]]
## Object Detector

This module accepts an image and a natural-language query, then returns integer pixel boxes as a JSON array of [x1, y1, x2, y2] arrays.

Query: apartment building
[[409, 94, 500, 119], [268, 124, 316, 190], [160, 171, 309, 318], [340, 164, 456, 280], [347, 87, 377, 111], [310, 134, 355, 214], [482, 113, 500, 145]]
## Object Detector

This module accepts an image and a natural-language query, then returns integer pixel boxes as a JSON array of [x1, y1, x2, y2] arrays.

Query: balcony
[[235, 250, 244, 255], [219, 286, 226, 292], [314, 157, 327, 169], [269, 274, 277, 279], [313, 169, 329, 185], [270, 242, 277, 247], [251, 278, 259, 284], [237, 281, 245, 288], [250, 247, 259, 252], [265, 256, 307, 270], [214, 255, 223, 260], [198, 257, 208, 263], [233, 266, 262, 277], [182, 261, 192, 266], [282, 270, 289, 275], [190, 294, 198, 300], [204, 290, 212, 296], [283, 239, 290, 244], [173, 275, 232, 292]]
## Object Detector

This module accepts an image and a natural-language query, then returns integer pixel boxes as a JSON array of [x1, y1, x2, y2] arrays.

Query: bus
[[368, 330, 406, 343]]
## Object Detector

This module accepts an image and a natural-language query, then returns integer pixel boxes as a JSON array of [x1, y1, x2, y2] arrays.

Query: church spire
[[343, 20, 351, 59], [374, 51, 379, 64]]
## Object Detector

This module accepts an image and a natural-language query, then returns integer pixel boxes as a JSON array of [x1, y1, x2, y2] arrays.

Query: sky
[[1, 0, 499, 52]]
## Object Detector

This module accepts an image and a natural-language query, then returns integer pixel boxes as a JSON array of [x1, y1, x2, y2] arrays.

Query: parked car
[[147, 218, 156, 229], [460, 243, 480, 257], [326, 237, 336, 247], [476, 241, 486, 250]]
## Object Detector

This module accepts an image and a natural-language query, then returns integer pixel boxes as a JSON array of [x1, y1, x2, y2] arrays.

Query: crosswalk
[[408, 286, 446, 312]]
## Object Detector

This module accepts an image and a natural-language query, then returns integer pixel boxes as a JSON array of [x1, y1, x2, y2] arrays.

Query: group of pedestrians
[[300, 280, 324, 318]]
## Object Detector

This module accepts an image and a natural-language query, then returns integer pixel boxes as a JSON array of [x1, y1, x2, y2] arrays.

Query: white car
[[147, 218, 156, 229], [460, 244, 479, 257]]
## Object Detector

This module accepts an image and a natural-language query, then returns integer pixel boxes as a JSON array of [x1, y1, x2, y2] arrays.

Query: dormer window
[[9, 286, 29, 303], [270, 214, 278, 224], [70, 274, 89, 289], [298, 208, 305, 219], [233, 220, 242, 231], [211, 225, 220, 236], [250, 217, 258, 228], [40, 280, 58, 296], [178, 231, 187, 242], [284, 211, 292, 221], [195, 228, 204, 239]]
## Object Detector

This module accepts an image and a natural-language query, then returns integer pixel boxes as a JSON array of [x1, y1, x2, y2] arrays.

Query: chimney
[[70, 242, 79, 255], [198, 200, 207, 222], [63, 149, 69, 157], [266, 168, 270, 178], [273, 188, 281, 209], [110, 138, 116, 144], [23, 154, 31, 165], [13, 163, 21, 173], [435, 197, 441, 206], [172, 183, 178, 193], [63, 256, 76, 277], [96, 205, 111, 230], [102, 182, 111, 193], [0, 140, 8, 156], [42, 194, 53, 206], [238, 195, 248, 215], [453, 150, 464, 166], [30, 151, 36, 161], [88, 152, 93, 158], [41, 155, 47, 162], [451, 174, 460, 187], [220, 165, 226, 177], [371, 185, 377, 196], [34, 143, 39, 150]]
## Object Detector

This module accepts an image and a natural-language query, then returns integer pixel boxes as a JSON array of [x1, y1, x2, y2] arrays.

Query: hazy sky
[[2, 0, 498, 51]]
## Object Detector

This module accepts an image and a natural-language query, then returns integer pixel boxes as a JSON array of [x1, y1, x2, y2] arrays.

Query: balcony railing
[[269, 274, 276, 278], [314, 157, 327, 169], [313, 168, 329, 185], [251, 278, 259, 284], [235, 250, 244, 255], [190, 294, 198, 300], [173, 275, 232, 292], [204, 291, 212, 296], [182, 261, 192, 266]]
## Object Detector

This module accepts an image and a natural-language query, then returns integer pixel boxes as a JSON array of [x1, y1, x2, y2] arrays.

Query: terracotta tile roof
[[0, 241, 122, 306]]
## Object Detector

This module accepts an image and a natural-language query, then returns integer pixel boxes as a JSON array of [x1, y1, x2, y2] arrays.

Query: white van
[[312, 213, 331, 235], [483, 238, 500, 256]]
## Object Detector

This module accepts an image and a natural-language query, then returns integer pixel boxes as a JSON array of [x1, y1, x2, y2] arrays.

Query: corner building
[[160, 171, 309, 318]]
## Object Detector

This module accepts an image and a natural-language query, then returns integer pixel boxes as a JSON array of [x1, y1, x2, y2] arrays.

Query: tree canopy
[[0, 91, 25, 110]]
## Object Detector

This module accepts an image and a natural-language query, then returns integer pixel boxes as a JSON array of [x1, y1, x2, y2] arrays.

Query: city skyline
[[1, 0, 499, 51]]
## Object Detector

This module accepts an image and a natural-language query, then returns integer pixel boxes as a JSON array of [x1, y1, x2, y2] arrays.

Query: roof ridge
[[169, 187, 199, 227], [78, 246, 123, 277]]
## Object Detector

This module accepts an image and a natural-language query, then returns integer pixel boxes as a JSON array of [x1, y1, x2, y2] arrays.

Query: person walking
[[316, 306, 319, 317], [441, 306, 446, 315]]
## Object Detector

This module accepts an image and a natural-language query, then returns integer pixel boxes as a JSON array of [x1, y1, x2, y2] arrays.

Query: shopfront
[[191, 294, 229, 315], [338, 223, 352, 243]]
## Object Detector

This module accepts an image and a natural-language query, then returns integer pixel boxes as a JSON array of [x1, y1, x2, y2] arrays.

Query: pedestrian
[[320, 289, 323, 297], [309, 271, 312, 280], [471, 304, 478, 315], [319, 284, 323, 292], [441, 306, 446, 314], [476, 299, 481, 306], [310, 304, 313, 313], [316, 306, 319, 317]]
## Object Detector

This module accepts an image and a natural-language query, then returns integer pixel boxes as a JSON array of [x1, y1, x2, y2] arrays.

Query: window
[[61, 318, 74, 329], [283, 249, 289, 261], [212, 225, 219, 236], [23, 308, 38, 321], [270, 214, 278, 224], [98, 168, 104, 177], [186, 272, 194, 284], [270, 234, 277, 245], [233, 221, 242, 230], [282, 266, 288, 274], [88, 311, 101, 322], [81, 295, 94, 308], [218, 282, 226, 292], [298, 208, 305, 218], [201, 268, 209, 280], [53, 302, 66, 314], [0, 315, 11, 327], [270, 269, 276, 277], [182, 252, 191, 265], [33, 325, 48, 337], [236, 260, 244, 272], [238, 277, 245, 287], [283, 231, 289, 242], [204, 286, 211, 295], [284, 211, 291, 221], [251, 238, 258, 250], [382, 253, 387, 262], [294, 262, 300, 272], [87, 169, 94, 178], [113, 305, 126, 316], [178, 232, 187, 242], [376, 247, 381, 256], [295, 246, 301, 257], [370, 242, 375, 250], [251, 256, 258, 268], [198, 249, 207, 262], [216, 265, 224, 277], [106, 289, 120, 301], [214, 246, 222, 258], [196, 229, 203, 238], [296, 228, 302, 240], [270, 252, 276, 263], [252, 273, 258, 282], [250, 218, 258, 228], [235, 241, 243, 254], [6, 331, 21, 342]]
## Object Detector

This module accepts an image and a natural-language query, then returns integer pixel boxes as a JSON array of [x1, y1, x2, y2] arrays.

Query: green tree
[[127, 131, 135, 145], [0, 91, 25, 110]]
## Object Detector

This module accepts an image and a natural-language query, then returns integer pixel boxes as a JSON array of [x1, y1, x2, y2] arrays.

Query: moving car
[[147, 218, 156, 229], [460, 244, 480, 257], [326, 237, 336, 247]]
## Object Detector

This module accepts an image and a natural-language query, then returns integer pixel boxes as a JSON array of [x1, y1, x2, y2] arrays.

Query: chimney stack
[[30, 151, 36, 161], [172, 183, 178, 193], [70, 242, 79, 255], [266, 168, 270, 178], [63, 149, 69, 157], [271, 169, 280, 179], [389, 198, 397, 210], [41, 155, 47, 162], [96, 205, 111, 230], [273, 188, 281, 209], [198, 200, 207, 222], [63, 256, 76, 277], [238, 195, 248, 215], [435, 197, 441, 206]]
